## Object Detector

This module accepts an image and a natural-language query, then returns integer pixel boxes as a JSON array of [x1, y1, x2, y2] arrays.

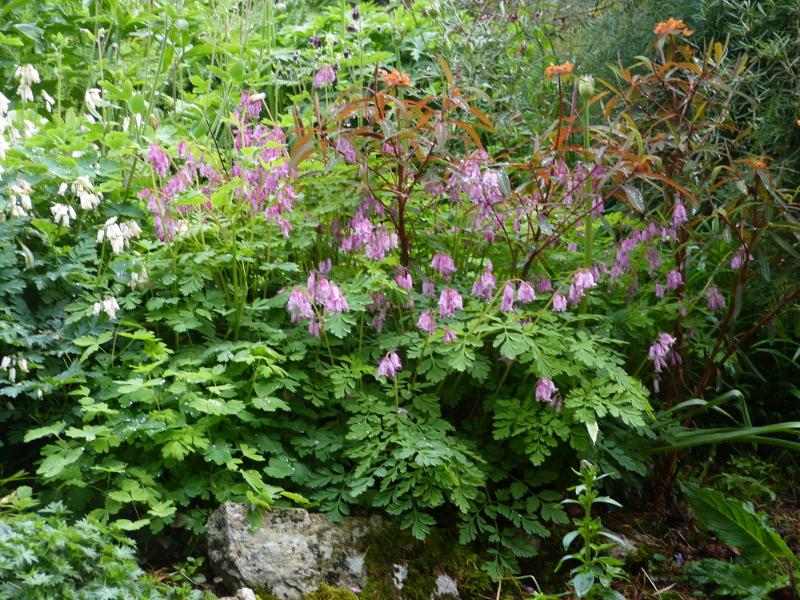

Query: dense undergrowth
[[0, 0, 798, 598]]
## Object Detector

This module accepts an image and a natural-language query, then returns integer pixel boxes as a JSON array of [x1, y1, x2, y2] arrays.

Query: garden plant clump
[[0, 0, 799, 597]]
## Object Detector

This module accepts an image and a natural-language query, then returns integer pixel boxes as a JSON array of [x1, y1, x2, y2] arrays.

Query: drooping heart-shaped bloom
[[377, 350, 402, 379]]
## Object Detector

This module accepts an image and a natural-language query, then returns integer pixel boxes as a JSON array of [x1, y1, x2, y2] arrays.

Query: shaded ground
[[149, 452, 800, 599]]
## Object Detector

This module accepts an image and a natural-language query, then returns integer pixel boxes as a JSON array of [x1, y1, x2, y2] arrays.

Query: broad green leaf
[[572, 571, 595, 597], [37, 446, 83, 478], [682, 483, 793, 563], [23, 421, 66, 442]]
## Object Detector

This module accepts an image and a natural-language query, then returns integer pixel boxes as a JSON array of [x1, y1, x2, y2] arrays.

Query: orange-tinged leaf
[[638, 172, 697, 205], [452, 120, 482, 147], [436, 54, 455, 88], [289, 134, 316, 170], [467, 105, 495, 131], [714, 42, 724, 64]]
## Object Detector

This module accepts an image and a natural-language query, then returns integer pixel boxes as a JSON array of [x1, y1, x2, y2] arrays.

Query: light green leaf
[[23, 421, 66, 442]]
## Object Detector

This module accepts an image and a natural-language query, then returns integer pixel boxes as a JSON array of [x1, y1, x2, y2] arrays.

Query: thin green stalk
[[578, 98, 593, 316]]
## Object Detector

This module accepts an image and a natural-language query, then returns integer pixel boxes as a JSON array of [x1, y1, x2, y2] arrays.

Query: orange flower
[[379, 68, 412, 87], [654, 18, 693, 37], [744, 158, 768, 171], [544, 61, 573, 81]]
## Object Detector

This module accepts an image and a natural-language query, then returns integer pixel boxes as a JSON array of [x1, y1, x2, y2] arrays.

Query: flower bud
[[392, 24, 405, 43], [578, 75, 595, 101]]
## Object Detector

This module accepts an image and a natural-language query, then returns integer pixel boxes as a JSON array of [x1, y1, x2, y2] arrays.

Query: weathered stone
[[604, 529, 641, 562], [235, 588, 258, 600], [206, 503, 385, 599]]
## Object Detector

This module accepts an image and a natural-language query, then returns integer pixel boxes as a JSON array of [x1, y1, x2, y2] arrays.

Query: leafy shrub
[[0, 487, 205, 600], [702, 0, 800, 189], [1, 1, 799, 582], [435, 0, 559, 147], [553, 0, 703, 78], [556, 0, 800, 188]]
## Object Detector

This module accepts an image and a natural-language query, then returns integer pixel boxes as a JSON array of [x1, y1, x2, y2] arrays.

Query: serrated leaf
[[682, 482, 793, 563]]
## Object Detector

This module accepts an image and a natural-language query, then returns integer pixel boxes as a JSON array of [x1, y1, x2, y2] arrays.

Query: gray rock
[[432, 574, 460, 598], [206, 503, 385, 599], [604, 529, 640, 562], [235, 589, 258, 600]]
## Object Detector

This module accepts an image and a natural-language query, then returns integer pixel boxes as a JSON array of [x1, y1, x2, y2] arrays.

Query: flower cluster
[[14, 64, 40, 103], [535, 377, 559, 408], [286, 270, 349, 338], [1, 355, 29, 384], [431, 252, 457, 279], [730, 245, 751, 270], [470, 261, 496, 301], [438, 287, 463, 319], [566, 268, 597, 307], [129, 267, 149, 290], [85, 88, 103, 111], [648, 333, 677, 374], [144, 94, 297, 241], [706, 285, 726, 313], [93, 295, 121, 320], [96, 217, 143, 255], [50, 203, 77, 228], [340, 202, 399, 260], [379, 68, 412, 87], [445, 150, 507, 243], [653, 18, 693, 37], [416, 311, 435, 335], [314, 65, 336, 88], [544, 61, 573, 79], [8, 178, 33, 218], [376, 350, 402, 379], [60, 176, 103, 210]]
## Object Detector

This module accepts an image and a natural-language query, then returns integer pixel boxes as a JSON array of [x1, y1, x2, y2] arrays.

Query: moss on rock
[[301, 585, 360, 600], [360, 527, 493, 600]]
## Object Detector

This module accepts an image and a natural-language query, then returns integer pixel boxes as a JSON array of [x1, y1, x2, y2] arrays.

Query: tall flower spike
[[648, 333, 676, 374]]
